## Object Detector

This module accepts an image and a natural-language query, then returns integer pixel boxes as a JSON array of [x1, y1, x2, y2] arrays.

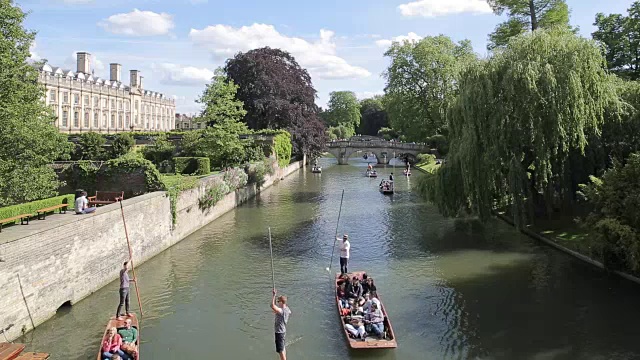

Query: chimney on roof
[[139, 76, 144, 89], [76, 52, 91, 74], [110, 63, 121, 82], [130, 70, 140, 88]]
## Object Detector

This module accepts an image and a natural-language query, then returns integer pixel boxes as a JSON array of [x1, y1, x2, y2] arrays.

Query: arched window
[[62, 111, 68, 127], [93, 111, 99, 128], [84, 112, 89, 127], [125, 115, 130, 129], [103, 113, 108, 128], [118, 114, 123, 128], [111, 114, 116, 128], [73, 111, 79, 127]]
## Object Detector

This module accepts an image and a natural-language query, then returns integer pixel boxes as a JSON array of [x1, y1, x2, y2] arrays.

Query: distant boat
[[379, 180, 394, 194], [366, 170, 378, 178], [312, 166, 322, 173]]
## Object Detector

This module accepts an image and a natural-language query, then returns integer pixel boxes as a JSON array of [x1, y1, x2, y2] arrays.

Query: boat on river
[[403, 169, 411, 176], [96, 314, 139, 360], [366, 170, 378, 178], [335, 271, 397, 349], [312, 166, 322, 173], [379, 180, 394, 194], [0, 342, 49, 360]]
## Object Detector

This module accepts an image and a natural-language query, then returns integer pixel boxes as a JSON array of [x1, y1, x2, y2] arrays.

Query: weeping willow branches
[[422, 28, 623, 226]]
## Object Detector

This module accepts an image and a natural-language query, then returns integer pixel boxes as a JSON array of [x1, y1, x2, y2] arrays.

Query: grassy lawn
[[161, 172, 219, 189], [416, 161, 441, 174]]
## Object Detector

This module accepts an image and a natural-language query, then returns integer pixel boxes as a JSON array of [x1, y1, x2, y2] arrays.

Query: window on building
[[135, 115, 139, 125], [102, 98, 107, 107], [118, 101, 122, 110], [62, 111, 68, 127], [103, 113, 108, 127], [111, 114, 116, 128], [84, 112, 89, 127], [135, 100, 139, 111], [118, 114, 123, 128], [111, 99, 115, 109], [125, 101, 130, 111], [125, 115, 130, 129], [84, 95, 89, 105], [63, 92, 69, 104], [94, 111, 99, 128], [73, 111, 79, 127], [73, 94, 79, 105], [94, 96, 99, 107], [50, 90, 56, 102]]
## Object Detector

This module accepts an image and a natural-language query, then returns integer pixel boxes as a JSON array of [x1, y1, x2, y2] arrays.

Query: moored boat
[[96, 314, 140, 360], [334, 271, 397, 349]]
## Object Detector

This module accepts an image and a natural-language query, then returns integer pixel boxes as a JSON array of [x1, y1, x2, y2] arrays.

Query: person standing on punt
[[336, 234, 351, 275], [271, 289, 291, 360], [116, 261, 136, 320]]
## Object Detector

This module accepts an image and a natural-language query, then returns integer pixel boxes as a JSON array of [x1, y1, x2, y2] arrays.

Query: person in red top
[[102, 327, 130, 359]]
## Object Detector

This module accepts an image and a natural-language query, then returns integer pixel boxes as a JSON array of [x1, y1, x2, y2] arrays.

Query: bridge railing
[[326, 140, 428, 150]]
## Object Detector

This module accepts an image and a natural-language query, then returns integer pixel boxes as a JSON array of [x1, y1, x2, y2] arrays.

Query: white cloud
[[398, 0, 492, 17], [28, 42, 40, 62], [99, 9, 174, 36], [357, 91, 384, 100], [375, 32, 423, 48], [189, 23, 371, 80], [151, 63, 214, 86]]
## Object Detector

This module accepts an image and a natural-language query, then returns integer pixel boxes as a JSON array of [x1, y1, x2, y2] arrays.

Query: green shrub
[[99, 153, 164, 197], [73, 132, 106, 160], [0, 194, 75, 220], [224, 168, 248, 190], [109, 133, 135, 158], [417, 153, 436, 165], [273, 131, 292, 168], [62, 161, 100, 194], [161, 174, 201, 225], [174, 157, 210, 175], [142, 134, 176, 168], [198, 180, 231, 210]]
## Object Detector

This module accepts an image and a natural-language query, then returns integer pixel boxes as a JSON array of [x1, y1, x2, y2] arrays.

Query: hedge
[[0, 194, 75, 220], [174, 157, 210, 175]]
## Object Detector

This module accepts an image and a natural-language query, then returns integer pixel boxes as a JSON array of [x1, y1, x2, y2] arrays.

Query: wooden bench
[[88, 191, 124, 207], [0, 343, 25, 360], [0, 214, 32, 233], [35, 204, 68, 220]]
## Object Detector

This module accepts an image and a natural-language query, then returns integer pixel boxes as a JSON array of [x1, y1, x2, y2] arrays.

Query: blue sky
[[20, 0, 636, 114]]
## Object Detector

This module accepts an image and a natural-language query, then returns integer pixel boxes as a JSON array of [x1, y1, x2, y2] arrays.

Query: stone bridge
[[326, 139, 432, 165]]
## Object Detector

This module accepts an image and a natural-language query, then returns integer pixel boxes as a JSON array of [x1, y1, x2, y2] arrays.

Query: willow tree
[[421, 28, 622, 225], [383, 35, 476, 142]]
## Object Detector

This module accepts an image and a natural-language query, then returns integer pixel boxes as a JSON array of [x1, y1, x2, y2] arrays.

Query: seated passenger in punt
[[362, 293, 381, 315], [345, 277, 363, 300], [102, 327, 131, 360], [364, 302, 385, 339], [345, 317, 366, 339], [118, 318, 138, 359], [362, 276, 377, 298]]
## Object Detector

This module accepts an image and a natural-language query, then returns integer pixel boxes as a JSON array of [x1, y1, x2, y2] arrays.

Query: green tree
[[486, 0, 572, 50], [420, 29, 622, 225], [109, 133, 135, 158], [325, 91, 361, 132], [142, 133, 175, 168], [197, 69, 247, 127], [0, 1, 72, 206], [592, 2, 640, 80], [74, 132, 105, 160], [358, 96, 389, 136], [580, 154, 640, 272], [383, 35, 476, 141], [180, 121, 251, 169], [328, 124, 355, 140]]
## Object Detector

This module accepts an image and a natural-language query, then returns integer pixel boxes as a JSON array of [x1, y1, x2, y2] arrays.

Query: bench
[[88, 191, 124, 207], [0, 214, 32, 232], [35, 204, 68, 220]]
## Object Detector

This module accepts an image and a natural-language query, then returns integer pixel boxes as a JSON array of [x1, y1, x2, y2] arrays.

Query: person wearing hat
[[336, 233, 351, 274]]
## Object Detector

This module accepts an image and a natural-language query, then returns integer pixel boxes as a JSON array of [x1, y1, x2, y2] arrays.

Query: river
[[17, 157, 640, 359]]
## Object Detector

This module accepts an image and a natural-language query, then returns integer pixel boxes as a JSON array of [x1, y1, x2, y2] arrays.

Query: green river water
[[17, 157, 640, 360]]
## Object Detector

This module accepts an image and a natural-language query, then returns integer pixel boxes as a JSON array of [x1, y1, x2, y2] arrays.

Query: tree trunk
[[529, 0, 538, 31]]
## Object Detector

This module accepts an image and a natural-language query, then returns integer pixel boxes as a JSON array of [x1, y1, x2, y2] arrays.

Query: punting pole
[[268, 227, 275, 291], [119, 199, 144, 317], [326, 189, 345, 273]]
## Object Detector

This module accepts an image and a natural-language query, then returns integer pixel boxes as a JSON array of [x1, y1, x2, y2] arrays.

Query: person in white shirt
[[336, 234, 350, 275], [75, 191, 97, 214]]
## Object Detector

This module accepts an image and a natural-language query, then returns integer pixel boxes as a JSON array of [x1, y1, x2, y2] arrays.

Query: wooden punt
[[335, 271, 398, 349], [0, 343, 25, 360], [311, 167, 322, 173], [366, 171, 378, 178], [379, 181, 394, 195], [96, 314, 139, 360]]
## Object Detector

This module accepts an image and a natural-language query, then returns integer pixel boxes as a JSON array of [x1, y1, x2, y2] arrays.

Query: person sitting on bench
[[75, 191, 97, 214]]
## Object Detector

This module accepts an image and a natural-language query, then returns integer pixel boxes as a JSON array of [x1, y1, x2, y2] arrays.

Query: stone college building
[[37, 52, 176, 133]]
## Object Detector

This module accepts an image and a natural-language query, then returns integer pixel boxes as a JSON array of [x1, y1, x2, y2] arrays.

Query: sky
[[19, 0, 637, 114]]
